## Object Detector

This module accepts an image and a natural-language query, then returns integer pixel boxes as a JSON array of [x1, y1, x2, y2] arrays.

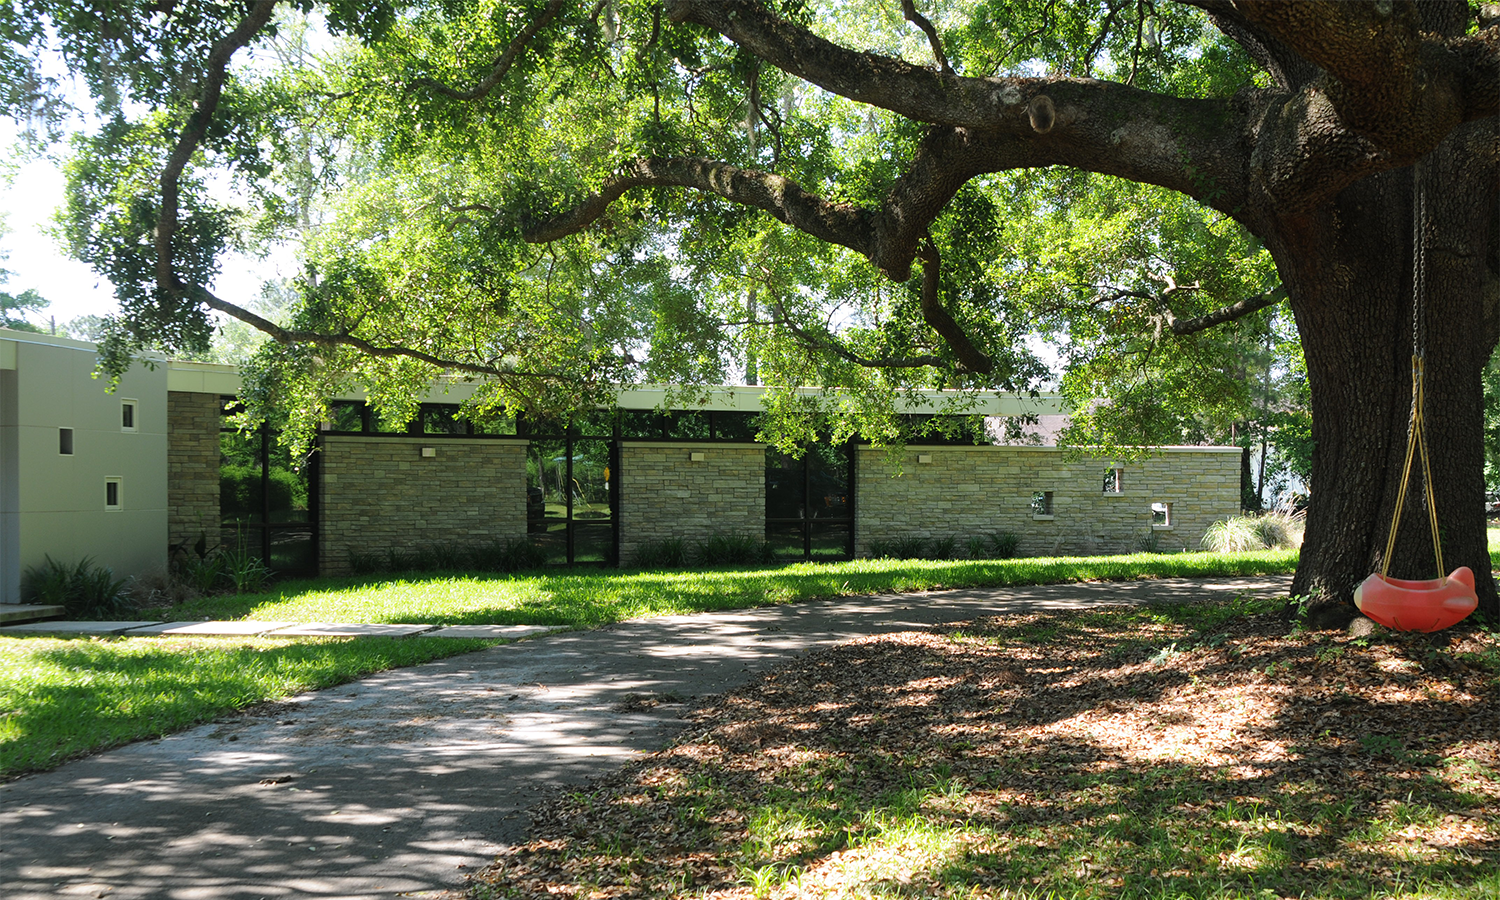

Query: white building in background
[[0, 330, 169, 603]]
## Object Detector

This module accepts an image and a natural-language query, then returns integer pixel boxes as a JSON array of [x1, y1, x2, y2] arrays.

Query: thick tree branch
[[1100, 283, 1288, 336], [899, 0, 952, 75], [191, 286, 554, 380], [156, 0, 278, 298], [1179, 0, 1320, 90], [663, 0, 1248, 216], [411, 0, 565, 101], [916, 240, 993, 372], [522, 157, 875, 256], [1156, 286, 1288, 335]]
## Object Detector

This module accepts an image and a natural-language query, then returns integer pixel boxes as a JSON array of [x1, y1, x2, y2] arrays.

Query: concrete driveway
[[0, 575, 1290, 899]]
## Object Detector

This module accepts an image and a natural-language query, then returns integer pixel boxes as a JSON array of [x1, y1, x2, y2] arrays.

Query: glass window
[[105, 478, 121, 510], [1103, 467, 1124, 493], [806, 442, 850, 519], [665, 411, 710, 439], [1031, 490, 1054, 516], [59, 428, 73, 455], [527, 439, 569, 563], [1152, 502, 1172, 527], [766, 449, 805, 519], [121, 400, 137, 432], [712, 412, 760, 441], [327, 401, 366, 433], [421, 404, 468, 435], [470, 411, 517, 435], [619, 410, 661, 438], [573, 409, 618, 438]]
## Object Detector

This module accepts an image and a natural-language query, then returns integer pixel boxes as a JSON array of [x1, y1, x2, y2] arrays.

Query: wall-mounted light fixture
[[689, 451, 706, 462], [421, 447, 437, 458], [917, 454, 933, 464]]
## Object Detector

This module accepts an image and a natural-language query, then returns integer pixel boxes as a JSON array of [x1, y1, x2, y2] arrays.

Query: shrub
[[927, 536, 958, 560], [477, 537, 548, 572], [694, 533, 774, 566], [866, 539, 894, 559], [221, 547, 271, 594], [988, 532, 1021, 559], [21, 556, 130, 618], [348, 550, 384, 574], [633, 538, 688, 569], [889, 536, 928, 559], [1202, 511, 1306, 553], [965, 535, 990, 559]]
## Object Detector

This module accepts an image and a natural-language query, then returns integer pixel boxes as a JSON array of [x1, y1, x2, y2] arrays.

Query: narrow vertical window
[[121, 400, 138, 432], [1151, 501, 1172, 528], [59, 428, 73, 455], [105, 478, 122, 510], [1103, 467, 1124, 493], [1031, 490, 1054, 517]]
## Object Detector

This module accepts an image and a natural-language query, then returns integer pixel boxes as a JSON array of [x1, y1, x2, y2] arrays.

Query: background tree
[[1, 0, 1496, 616]]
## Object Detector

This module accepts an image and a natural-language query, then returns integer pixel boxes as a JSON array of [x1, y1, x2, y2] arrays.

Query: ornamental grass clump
[[1202, 510, 1306, 553]]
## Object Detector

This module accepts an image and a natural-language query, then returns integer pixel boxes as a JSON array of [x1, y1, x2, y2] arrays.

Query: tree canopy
[[2, 0, 1496, 607]]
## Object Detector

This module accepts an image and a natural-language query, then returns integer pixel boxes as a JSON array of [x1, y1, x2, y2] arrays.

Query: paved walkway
[[0, 620, 562, 639], [0, 575, 1290, 900]]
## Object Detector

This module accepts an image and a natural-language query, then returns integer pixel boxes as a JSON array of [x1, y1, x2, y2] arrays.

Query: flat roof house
[[0, 327, 1242, 602]]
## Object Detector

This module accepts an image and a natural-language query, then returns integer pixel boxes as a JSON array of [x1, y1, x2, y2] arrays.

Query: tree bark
[[1270, 121, 1500, 621]]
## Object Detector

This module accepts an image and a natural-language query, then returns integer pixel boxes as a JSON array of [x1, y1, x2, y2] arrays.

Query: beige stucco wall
[[855, 445, 1241, 558], [318, 435, 528, 574], [618, 442, 765, 565], [167, 391, 221, 553], [0, 330, 168, 602]]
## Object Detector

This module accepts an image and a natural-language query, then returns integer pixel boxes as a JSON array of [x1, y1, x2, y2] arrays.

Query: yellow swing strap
[[1380, 356, 1445, 579]]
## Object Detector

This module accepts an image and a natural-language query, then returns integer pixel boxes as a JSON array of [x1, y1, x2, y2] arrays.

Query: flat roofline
[[1, 333, 1065, 418]]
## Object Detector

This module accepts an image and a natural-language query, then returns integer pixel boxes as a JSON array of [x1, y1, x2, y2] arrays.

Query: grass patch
[[0, 635, 493, 778], [149, 550, 1301, 628], [474, 597, 1500, 899]]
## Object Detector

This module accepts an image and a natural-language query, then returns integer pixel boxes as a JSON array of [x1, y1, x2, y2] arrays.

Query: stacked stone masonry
[[619, 443, 765, 565], [855, 446, 1240, 558], [166, 391, 222, 552], [319, 436, 527, 574]]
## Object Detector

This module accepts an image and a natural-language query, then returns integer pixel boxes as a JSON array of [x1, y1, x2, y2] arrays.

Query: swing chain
[[1381, 159, 1445, 580]]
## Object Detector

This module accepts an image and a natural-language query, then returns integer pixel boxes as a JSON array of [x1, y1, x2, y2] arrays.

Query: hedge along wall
[[854, 445, 1241, 558], [318, 435, 527, 574], [618, 442, 765, 565], [166, 390, 221, 552]]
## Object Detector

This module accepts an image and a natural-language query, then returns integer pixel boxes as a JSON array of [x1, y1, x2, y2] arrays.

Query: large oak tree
[[4, 0, 1497, 615]]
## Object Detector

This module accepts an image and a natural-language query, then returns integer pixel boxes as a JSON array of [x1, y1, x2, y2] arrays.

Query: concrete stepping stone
[[0, 621, 162, 636], [424, 624, 564, 639], [135, 621, 296, 636], [270, 623, 437, 638], [0, 604, 66, 625]]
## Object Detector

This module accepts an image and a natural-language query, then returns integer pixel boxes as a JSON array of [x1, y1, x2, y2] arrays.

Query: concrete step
[[0, 604, 67, 625]]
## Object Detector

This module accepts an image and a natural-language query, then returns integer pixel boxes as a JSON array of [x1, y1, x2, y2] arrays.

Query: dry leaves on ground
[[469, 600, 1500, 899]]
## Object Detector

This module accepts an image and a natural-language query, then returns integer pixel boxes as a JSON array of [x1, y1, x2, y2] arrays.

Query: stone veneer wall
[[319, 436, 528, 574], [619, 442, 764, 565], [855, 445, 1240, 557], [166, 390, 221, 552]]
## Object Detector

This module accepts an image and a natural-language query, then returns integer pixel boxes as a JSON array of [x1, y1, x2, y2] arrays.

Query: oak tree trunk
[[1268, 124, 1500, 621]]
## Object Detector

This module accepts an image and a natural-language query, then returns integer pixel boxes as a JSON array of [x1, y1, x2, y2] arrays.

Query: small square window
[[121, 400, 138, 432], [1031, 490, 1054, 517], [59, 428, 73, 455], [105, 478, 122, 510], [1151, 501, 1172, 528], [1103, 467, 1124, 493]]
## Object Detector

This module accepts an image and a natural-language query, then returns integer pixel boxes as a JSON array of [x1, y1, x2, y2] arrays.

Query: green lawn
[[153, 549, 1302, 627], [0, 634, 493, 777], [2, 550, 1300, 780]]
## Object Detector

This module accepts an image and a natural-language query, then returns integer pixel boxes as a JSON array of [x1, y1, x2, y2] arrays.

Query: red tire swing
[[1353, 160, 1478, 632]]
